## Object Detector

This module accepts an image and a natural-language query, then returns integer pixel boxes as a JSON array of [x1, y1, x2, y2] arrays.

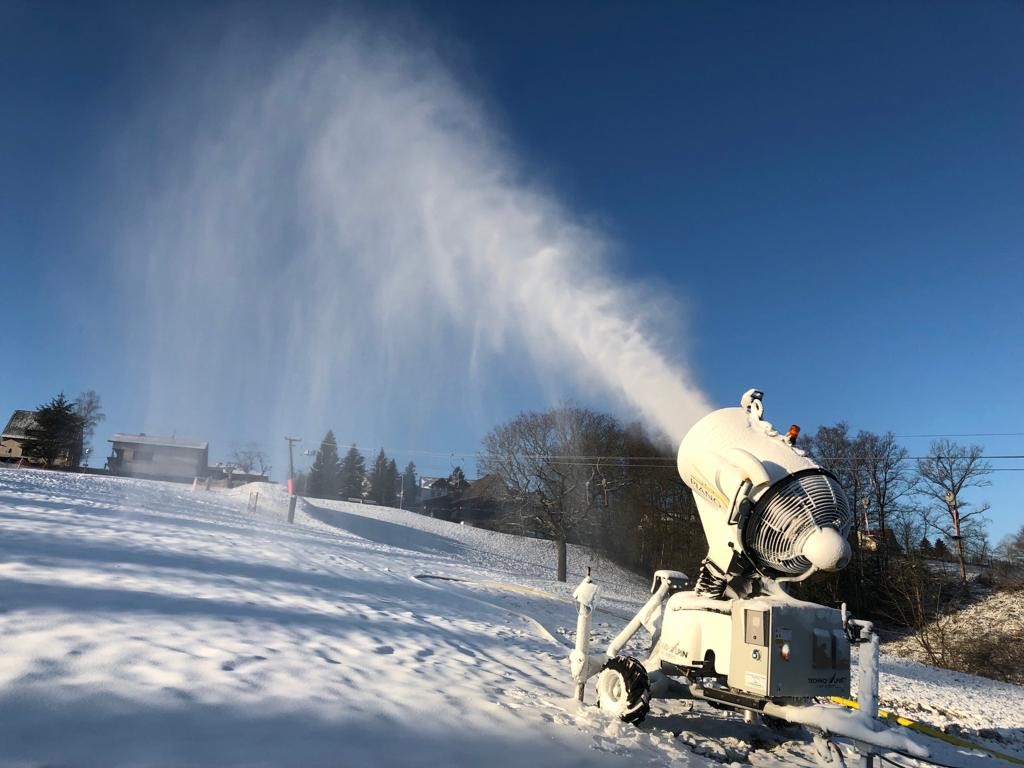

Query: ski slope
[[0, 468, 1021, 767]]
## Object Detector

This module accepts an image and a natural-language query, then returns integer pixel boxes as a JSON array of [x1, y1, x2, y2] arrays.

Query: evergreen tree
[[933, 538, 951, 561], [447, 466, 469, 492], [401, 461, 419, 506], [25, 392, 84, 466], [383, 458, 399, 507], [367, 449, 391, 504], [918, 536, 935, 556], [339, 444, 366, 500], [307, 431, 342, 500]]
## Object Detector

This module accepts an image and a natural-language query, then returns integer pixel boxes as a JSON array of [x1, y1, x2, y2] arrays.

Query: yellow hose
[[829, 696, 1024, 766]]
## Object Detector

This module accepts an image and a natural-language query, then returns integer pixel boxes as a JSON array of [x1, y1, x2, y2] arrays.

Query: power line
[[303, 437, 677, 464], [488, 453, 1024, 465], [801, 454, 1024, 462], [298, 445, 1024, 465], [295, 436, 1024, 469], [895, 432, 1024, 438]]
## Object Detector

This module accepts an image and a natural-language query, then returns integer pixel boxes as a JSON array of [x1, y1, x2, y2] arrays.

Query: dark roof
[[1, 410, 40, 441], [109, 433, 209, 451], [461, 474, 508, 501]]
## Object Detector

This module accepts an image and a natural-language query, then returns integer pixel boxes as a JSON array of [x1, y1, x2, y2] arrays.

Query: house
[[420, 473, 507, 526], [418, 476, 449, 501], [107, 433, 209, 482], [1, 409, 80, 467], [1, 410, 40, 463], [452, 473, 508, 525]]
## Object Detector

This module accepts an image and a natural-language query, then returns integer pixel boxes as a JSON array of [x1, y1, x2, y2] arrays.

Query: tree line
[[480, 408, 1005, 581], [787, 424, 1004, 638], [800, 424, 995, 582], [478, 405, 705, 583], [300, 431, 419, 507], [300, 407, 1007, 597]]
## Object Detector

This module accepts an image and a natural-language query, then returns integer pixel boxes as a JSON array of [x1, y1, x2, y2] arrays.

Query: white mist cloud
[[115, 16, 711, 452]]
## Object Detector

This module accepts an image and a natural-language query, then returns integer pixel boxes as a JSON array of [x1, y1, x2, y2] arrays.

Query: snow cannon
[[569, 390, 929, 766], [677, 388, 853, 595]]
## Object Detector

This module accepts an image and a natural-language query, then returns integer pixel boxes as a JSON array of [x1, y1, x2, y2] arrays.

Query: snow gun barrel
[[676, 389, 853, 584]]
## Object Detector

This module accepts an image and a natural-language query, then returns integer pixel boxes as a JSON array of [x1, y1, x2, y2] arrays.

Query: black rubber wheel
[[596, 655, 651, 724]]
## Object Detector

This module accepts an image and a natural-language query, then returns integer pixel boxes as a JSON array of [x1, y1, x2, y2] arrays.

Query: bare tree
[[889, 502, 928, 557], [994, 525, 1024, 589], [480, 406, 624, 582], [799, 424, 921, 614], [962, 522, 991, 565], [883, 551, 952, 667], [916, 440, 992, 584], [232, 443, 271, 476], [615, 422, 704, 576], [858, 431, 917, 564], [996, 525, 1024, 566], [254, 450, 271, 476], [74, 390, 105, 463]]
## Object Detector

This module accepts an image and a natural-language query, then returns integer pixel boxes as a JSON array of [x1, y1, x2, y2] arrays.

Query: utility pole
[[285, 436, 302, 523]]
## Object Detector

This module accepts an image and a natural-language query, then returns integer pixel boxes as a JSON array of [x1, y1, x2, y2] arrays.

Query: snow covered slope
[[1, 469, 1021, 767]]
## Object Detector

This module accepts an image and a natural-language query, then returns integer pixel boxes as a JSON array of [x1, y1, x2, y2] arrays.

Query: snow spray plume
[[117, 19, 711, 451]]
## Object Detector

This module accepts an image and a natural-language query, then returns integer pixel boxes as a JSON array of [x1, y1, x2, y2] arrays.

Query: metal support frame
[[569, 577, 928, 768]]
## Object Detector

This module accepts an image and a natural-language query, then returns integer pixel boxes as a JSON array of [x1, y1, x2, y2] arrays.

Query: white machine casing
[[678, 394, 852, 584], [570, 390, 929, 763], [654, 592, 851, 699]]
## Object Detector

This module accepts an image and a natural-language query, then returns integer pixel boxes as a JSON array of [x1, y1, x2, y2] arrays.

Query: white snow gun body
[[570, 390, 928, 767]]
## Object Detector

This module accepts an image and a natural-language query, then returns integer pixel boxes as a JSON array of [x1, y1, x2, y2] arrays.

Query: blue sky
[[1, 1, 1021, 541]]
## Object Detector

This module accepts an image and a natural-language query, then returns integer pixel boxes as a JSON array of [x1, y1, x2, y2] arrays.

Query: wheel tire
[[596, 656, 651, 724]]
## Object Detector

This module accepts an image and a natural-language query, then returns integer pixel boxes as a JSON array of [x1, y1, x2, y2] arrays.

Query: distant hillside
[[884, 587, 1024, 684]]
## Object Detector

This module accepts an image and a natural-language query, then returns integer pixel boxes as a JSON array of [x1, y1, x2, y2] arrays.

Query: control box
[[728, 599, 850, 700]]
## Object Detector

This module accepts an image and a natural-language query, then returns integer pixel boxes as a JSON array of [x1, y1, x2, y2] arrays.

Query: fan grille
[[743, 471, 851, 576]]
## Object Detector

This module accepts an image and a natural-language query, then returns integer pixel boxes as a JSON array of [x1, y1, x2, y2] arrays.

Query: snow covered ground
[[1, 468, 1021, 767]]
